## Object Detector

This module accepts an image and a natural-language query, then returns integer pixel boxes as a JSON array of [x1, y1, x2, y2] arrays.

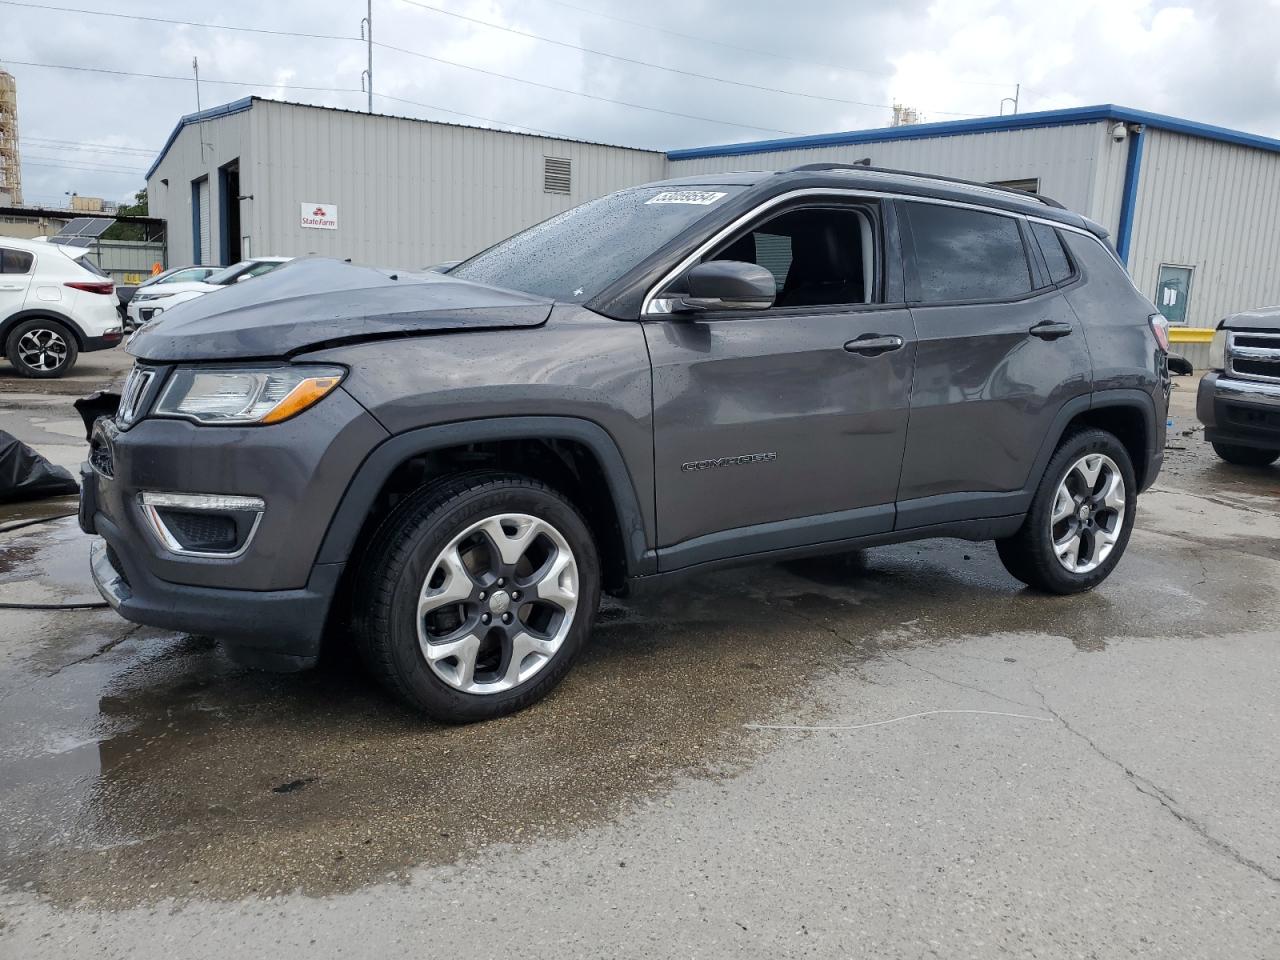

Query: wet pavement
[[1, 376, 1278, 958]]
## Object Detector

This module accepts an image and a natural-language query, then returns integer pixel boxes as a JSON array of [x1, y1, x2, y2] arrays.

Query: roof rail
[[785, 162, 1066, 209]]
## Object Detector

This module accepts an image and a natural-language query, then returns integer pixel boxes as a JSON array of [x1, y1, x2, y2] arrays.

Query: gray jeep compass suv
[[80, 165, 1170, 722]]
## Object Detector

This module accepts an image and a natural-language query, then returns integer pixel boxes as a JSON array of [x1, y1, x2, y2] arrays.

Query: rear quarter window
[[1031, 221, 1075, 285], [905, 203, 1032, 302]]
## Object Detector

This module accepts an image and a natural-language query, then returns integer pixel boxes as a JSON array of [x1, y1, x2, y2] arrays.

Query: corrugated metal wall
[[147, 109, 252, 267], [667, 123, 1120, 227], [1128, 128, 1280, 366], [246, 101, 666, 269]]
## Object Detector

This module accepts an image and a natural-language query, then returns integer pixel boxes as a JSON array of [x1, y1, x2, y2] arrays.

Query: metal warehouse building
[[146, 97, 665, 271], [148, 100, 1280, 365]]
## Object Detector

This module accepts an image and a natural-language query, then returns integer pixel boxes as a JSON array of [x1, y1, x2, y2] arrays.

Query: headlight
[[1207, 327, 1228, 371], [134, 291, 168, 302], [153, 365, 345, 425]]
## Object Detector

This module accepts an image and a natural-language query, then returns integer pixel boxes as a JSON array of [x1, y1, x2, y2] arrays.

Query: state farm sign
[[300, 202, 338, 230]]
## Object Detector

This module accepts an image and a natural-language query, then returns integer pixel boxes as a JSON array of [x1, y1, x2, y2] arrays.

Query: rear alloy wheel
[[6, 318, 78, 378], [1211, 442, 1280, 467], [1048, 453, 1127, 574], [354, 473, 600, 723], [997, 428, 1137, 594]]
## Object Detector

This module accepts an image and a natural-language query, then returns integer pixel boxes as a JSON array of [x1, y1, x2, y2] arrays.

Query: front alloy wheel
[[418, 513, 579, 694], [354, 472, 600, 723], [1050, 453, 1126, 574]]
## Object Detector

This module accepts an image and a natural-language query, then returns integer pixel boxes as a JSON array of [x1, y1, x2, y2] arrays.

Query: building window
[[1155, 264, 1194, 326], [543, 157, 571, 195], [990, 177, 1041, 193]]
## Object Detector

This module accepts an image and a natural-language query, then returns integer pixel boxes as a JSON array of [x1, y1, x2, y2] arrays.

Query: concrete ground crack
[[44, 624, 141, 679], [761, 594, 1042, 712], [1030, 678, 1280, 885]]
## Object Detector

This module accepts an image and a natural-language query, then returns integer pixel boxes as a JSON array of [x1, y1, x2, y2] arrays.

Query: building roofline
[[665, 104, 1280, 160], [145, 97, 255, 180], [0, 204, 165, 225], [144, 96, 664, 181]]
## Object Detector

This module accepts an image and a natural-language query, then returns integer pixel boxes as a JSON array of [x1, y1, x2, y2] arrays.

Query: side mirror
[[668, 260, 775, 313], [235, 273, 252, 283]]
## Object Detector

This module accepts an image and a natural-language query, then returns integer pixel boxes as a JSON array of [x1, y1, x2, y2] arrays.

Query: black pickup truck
[[1198, 307, 1280, 467]]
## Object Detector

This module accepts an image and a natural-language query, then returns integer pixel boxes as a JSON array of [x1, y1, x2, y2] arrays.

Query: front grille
[[89, 438, 114, 477], [1228, 331, 1280, 384], [116, 366, 155, 427], [104, 544, 131, 589]]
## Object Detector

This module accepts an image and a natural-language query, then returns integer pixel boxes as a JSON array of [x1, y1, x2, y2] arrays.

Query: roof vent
[[543, 156, 571, 195]]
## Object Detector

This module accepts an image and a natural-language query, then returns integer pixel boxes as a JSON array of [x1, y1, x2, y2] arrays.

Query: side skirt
[[625, 513, 1024, 595]]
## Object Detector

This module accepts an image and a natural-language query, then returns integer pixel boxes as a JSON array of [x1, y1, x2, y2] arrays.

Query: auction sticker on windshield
[[645, 191, 728, 205]]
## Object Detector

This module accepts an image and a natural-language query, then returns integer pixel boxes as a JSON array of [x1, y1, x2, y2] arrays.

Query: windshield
[[449, 185, 745, 302], [206, 260, 282, 285]]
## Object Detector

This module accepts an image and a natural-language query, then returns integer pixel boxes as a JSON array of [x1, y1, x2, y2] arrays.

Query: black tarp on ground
[[0, 431, 79, 503]]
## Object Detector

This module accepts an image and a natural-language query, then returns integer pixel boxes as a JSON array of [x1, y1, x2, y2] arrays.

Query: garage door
[[194, 178, 211, 264]]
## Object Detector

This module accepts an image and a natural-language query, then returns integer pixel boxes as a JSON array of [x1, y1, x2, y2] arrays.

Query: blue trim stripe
[[1115, 126, 1146, 265], [666, 103, 1280, 161], [146, 97, 255, 180]]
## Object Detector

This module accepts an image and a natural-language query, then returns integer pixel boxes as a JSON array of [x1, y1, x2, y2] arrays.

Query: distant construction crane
[[0, 65, 21, 206]]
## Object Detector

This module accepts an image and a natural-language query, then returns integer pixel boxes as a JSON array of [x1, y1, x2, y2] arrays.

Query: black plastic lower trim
[[90, 514, 340, 664], [82, 332, 124, 352]]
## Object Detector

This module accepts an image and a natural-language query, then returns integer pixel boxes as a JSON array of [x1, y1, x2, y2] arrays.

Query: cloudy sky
[[3, 0, 1279, 205]]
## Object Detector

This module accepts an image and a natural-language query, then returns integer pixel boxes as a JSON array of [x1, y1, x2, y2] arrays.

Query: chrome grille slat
[[116, 366, 154, 427], [1227, 331, 1280, 385]]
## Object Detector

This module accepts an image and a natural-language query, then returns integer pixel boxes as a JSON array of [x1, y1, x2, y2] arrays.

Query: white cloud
[[3, 0, 1278, 203]]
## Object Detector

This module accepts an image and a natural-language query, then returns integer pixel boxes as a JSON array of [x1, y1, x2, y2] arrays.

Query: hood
[[1223, 305, 1280, 331], [135, 280, 219, 299], [127, 258, 554, 361]]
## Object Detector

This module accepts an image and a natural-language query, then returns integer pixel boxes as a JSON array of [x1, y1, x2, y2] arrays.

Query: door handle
[[844, 334, 905, 356], [1029, 320, 1074, 341]]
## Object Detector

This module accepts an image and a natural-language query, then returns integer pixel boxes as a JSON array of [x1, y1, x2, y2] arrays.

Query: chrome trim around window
[[640, 186, 1119, 318]]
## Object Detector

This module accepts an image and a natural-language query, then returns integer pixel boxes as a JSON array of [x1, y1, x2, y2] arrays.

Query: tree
[[102, 188, 149, 241]]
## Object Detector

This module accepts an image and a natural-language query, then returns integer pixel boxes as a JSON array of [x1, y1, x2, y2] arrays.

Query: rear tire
[[996, 428, 1137, 594], [1211, 442, 1279, 467], [5, 318, 79, 378], [352, 471, 600, 723]]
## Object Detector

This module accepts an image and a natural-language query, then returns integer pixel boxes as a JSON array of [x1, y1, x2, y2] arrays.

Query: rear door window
[[905, 203, 1032, 302], [0, 248, 34, 274]]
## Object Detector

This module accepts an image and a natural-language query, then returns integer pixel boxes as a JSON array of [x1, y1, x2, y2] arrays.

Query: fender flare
[[0, 308, 91, 349], [314, 416, 656, 575], [1029, 388, 1159, 493]]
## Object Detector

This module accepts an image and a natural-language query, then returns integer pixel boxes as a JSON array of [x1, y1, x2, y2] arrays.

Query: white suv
[[127, 257, 292, 328], [0, 237, 123, 378]]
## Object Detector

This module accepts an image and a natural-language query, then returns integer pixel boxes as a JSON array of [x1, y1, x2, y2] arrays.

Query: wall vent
[[543, 156, 571, 194]]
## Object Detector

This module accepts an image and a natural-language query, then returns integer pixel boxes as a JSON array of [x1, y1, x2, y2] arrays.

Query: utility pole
[[361, 0, 373, 113], [193, 56, 206, 162], [999, 83, 1020, 116]]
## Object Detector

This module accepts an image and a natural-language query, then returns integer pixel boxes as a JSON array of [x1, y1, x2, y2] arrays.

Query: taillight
[[1148, 313, 1170, 353], [65, 280, 115, 295]]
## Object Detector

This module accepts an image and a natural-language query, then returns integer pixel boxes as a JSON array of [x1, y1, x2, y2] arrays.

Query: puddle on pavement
[[0, 517, 100, 606], [0, 513, 1275, 907]]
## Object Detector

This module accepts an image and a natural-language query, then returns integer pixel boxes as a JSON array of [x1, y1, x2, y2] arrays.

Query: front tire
[[1211, 442, 1279, 467], [352, 472, 600, 723], [997, 428, 1137, 594], [5, 318, 78, 378]]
